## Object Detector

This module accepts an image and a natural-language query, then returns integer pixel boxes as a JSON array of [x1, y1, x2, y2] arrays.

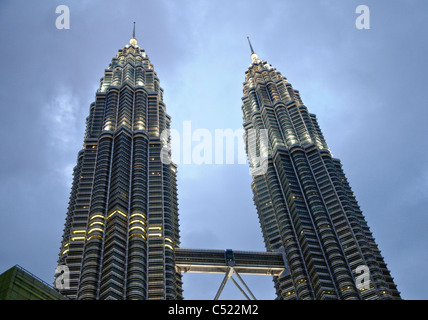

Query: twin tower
[[56, 26, 401, 300]]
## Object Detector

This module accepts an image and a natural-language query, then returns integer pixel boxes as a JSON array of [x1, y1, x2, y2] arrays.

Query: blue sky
[[0, 0, 427, 300]]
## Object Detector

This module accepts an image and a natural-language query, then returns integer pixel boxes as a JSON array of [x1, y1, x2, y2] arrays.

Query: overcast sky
[[0, 0, 427, 300]]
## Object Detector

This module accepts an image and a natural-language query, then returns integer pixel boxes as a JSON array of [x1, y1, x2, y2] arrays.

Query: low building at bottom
[[0, 265, 66, 300]]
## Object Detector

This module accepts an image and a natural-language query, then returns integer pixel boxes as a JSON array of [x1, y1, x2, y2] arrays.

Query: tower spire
[[130, 21, 137, 46], [247, 36, 254, 55], [247, 36, 258, 62]]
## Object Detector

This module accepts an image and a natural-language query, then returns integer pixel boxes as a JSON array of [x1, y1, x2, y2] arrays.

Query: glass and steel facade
[[56, 34, 182, 300], [241, 49, 401, 300]]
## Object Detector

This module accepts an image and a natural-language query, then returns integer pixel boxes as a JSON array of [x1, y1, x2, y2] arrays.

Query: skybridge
[[175, 248, 288, 300]]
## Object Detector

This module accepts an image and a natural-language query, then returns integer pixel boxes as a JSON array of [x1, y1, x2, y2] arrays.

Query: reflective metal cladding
[[56, 31, 181, 300], [241, 44, 401, 300]]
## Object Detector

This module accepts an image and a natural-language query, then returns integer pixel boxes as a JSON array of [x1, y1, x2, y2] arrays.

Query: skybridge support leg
[[230, 275, 251, 300], [214, 267, 234, 300], [234, 270, 256, 300], [214, 267, 257, 300]]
